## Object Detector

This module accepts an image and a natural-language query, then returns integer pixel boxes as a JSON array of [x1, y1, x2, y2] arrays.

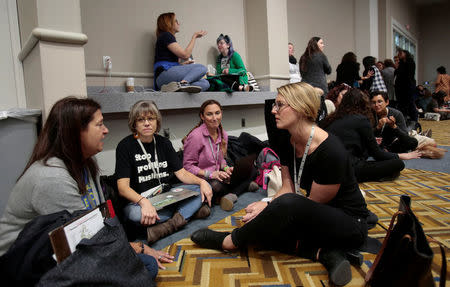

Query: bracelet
[[204, 170, 210, 179], [136, 196, 145, 204], [140, 241, 145, 254], [223, 166, 229, 172]]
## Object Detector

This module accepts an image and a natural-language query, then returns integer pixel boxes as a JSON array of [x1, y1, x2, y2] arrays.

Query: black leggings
[[231, 193, 367, 256], [208, 167, 257, 202], [354, 158, 405, 182]]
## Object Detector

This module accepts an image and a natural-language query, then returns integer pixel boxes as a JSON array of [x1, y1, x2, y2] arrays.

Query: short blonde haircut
[[277, 82, 320, 122], [128, 100, 162, 134]]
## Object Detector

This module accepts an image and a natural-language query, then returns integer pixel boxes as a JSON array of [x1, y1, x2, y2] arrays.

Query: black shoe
[[190, 228, 230, 250], [366, 210, 379, 230], [345, 249, 363, 266], [319, 248, 352, 286]]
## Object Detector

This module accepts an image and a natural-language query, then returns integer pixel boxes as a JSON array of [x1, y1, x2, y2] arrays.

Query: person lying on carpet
[[0, 97, 173, 280], [115, 100, 212, 244], [369, 91, 418, 153], [182, 99, 258, 211], [191, 82, 371, 286], [321, 88, 421, 183]]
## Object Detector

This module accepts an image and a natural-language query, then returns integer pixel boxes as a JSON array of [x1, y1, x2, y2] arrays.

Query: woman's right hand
[[192, 30, 207, 39], [139, 198, 160, 225], [211, 170, 230, 182], [242, 201, 268, 223]]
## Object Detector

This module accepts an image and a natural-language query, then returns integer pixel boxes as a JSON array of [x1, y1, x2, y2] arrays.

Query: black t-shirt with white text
[[115, 134, 182, 195]]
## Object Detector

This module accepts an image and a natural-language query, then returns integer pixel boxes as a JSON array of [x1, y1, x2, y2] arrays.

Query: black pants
[[208, 167, 257, 202], [386, 134, 418, 153], [231, 193, 367, 256], [354, 158, 405, 182]]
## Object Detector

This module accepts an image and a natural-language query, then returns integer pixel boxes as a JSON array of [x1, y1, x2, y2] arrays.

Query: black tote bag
[[365, 195, 446, 287]]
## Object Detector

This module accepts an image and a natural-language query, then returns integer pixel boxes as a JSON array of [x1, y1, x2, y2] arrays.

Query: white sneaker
[[161, 81, 181, 92]]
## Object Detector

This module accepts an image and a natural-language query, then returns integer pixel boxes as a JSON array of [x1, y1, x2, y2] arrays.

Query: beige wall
[[81, 0, 248, 87], [418, 1, 450, 84], [287, 0, 355, 82]]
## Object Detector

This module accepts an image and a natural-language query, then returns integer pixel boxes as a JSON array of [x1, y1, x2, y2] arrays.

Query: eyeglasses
[[136, 117, 157, 124], [271, 101, 289, 112]]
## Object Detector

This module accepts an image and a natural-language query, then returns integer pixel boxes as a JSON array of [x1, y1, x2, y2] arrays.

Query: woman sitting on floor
[[182, 100, 257, 211], [321, 89, 421, 183], [191, 82, 370, 286], [369, 91, 418, 153], [207, 34, 253, 92], [115, 100, 212, 244], [0, 97, 173, 279]]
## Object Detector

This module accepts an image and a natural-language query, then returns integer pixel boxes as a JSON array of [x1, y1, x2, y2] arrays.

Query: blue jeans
[[156, 64, 210, 91], [124, 184, 203, 224], [137, 253, 158, 280]]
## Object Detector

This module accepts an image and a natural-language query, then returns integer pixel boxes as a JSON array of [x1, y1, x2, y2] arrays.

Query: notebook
[[149, 187, 199, 210]]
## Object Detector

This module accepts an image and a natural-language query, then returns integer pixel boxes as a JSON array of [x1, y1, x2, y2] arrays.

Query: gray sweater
[[301, 52, 332, 93], [0, 157, 103, 255]]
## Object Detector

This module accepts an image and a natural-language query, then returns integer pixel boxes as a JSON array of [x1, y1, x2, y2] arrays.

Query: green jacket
[[216, 51, 248, 84]]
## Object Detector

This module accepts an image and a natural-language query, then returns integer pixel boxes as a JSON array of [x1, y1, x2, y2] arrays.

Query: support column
[[245, 0, 289, 91], [354, 0, 379, 60], [17, 0, 87, 119]]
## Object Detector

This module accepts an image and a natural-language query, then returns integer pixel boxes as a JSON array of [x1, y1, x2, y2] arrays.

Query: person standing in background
[[382, 59, 396, 107], [299, 37, 331, 94], [288, 42, 301, 83]]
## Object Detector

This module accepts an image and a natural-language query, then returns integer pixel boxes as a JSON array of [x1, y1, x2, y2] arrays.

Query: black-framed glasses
[[271, 101, 289, 112], [137, 117, 157, 124]]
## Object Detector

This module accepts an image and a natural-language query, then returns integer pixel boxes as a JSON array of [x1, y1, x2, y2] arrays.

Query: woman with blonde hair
[[154, 12, 209, 92], [192, 83, 370, 286]]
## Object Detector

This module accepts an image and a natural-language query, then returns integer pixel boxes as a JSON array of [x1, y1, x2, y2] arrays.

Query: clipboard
[[48, 200, 114, 263]]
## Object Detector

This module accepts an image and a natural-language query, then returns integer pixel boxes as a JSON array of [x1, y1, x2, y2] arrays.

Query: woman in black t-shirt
[[191, 83, 369, 286], [115, 100, 212, 244], [154, 12, 209, 92]]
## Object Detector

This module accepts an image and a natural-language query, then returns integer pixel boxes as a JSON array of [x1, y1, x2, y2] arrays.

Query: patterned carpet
[[156, 119, 449, 286], [156, 168, 449, 287], [419, 119, 450, 146]]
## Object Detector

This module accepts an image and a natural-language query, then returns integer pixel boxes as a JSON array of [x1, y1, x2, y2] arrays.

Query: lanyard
[[293, 124, 315, 195], [208, 136, 220, 171], [137, 137, 162, 185]]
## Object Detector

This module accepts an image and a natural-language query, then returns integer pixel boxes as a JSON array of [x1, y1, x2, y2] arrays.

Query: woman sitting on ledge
[[191, 83, 370, 286], [207, 34, 253, 92], [154, 12, 209, 93]]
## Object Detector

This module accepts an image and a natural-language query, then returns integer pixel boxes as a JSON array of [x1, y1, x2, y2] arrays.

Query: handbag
[[365, 195, 446, 287], [37, 217, 153, 287]]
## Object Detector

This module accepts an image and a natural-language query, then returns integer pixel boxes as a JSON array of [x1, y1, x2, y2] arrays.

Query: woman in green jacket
[[208, 34, 253, 92]]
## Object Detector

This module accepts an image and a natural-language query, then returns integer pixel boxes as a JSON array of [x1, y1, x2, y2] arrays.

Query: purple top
[[183, 123, 228, 176]]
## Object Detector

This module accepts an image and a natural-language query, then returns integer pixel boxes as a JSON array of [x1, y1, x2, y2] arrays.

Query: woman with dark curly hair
[[321, 89, 420, 182], [326, 83, 351, 108], [335, 52, 361, 87], [299, 37, 331, 93]]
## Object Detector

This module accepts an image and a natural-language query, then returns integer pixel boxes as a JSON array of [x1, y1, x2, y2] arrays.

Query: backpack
[[254, 147, 281, 189]]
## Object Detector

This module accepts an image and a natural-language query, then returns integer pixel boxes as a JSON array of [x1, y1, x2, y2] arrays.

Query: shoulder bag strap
[[365, 211, 402, 283], [427, 237, 447, 287]]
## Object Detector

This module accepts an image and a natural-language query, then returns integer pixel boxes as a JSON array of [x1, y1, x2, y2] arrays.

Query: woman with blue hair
[[207, 34, 253, 92]]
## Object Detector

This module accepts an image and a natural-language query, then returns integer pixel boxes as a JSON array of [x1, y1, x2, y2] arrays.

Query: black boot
[[191, 228, 230, 250], [318, 248, 352, 286]]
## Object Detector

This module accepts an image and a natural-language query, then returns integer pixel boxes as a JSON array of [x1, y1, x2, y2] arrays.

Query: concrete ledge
[[88, 91, 277, 113]]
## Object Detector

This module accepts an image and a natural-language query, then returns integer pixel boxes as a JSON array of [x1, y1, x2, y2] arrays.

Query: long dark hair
[[321, 89, 374, 128], [341, 52, 357, 63], [183, 99, 227, 156], [20, 97, 101, 194], [299, 36, 322, 72]]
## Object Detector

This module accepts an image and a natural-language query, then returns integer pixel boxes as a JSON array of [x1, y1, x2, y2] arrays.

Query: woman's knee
[[124, 204, 142, 223]]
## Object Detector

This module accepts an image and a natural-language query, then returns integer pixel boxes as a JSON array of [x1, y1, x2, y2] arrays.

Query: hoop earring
[[133, 133, 139, 139]]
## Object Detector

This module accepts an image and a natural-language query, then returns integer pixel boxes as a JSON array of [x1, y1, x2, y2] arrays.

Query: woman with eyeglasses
[[115, 100, 213, 244], [154, 12, 209, 93], [207, 34, 253, 92], [191, 82, 370, 286]]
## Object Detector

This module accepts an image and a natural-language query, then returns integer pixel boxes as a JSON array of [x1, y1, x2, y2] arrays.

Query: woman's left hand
[[223, 68, 229, 75], [399, 150, 421, 160], [200, 180, 213, 206], [144, 245, 174, 270]]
